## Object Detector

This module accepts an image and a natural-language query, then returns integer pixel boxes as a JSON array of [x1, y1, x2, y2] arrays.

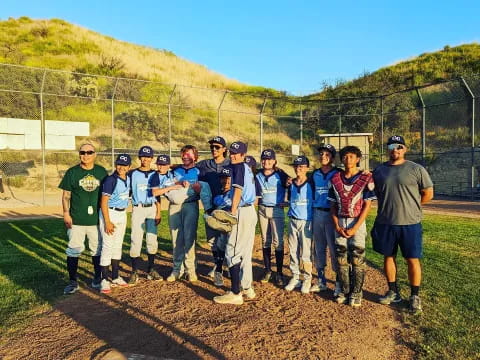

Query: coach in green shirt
[[59, 143, 108, 294]]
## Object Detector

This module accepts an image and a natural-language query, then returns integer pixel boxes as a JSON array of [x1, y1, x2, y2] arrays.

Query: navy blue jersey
[[287, 180, 314, 221], [256, 169, 288, 206], [129, 169, 156, 205], [230, 162, 256, 206], [102, 172, 130, 209], [311, 167, 339, 208], [197, 158, 230, 197]]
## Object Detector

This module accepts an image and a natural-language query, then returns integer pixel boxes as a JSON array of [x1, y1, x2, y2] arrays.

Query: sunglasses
[[387, 144, 405, 151], [210, 145, 223, 150], [79, 150, 95, 155]]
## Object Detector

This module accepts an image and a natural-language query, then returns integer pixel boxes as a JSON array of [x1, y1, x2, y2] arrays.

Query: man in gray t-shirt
[[372, 135, 433, 314]]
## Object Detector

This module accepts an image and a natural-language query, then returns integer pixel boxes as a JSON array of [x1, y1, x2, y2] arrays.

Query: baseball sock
[[101, 266, 109, 280], [131, 257, 139, 273], [229, 264, 241, 295], [275, 250, 284, 274], [111, 260, 120, 279], [410, 285, 420, 296], [67, 256, 79, 281], [262, 247, 271, 271], [388, 281, 399, 294], [147, 254, 155, 272], [216, 251, 225, 272], [91, 256, 101, 279]]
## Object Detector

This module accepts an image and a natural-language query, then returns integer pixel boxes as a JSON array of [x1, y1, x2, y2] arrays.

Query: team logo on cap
[[296, 156, 302, 162], [222, 168, 230, 175], [119, 155, 128, 162], [232, 143, 240, 149], [391, 136, 401, 142], [158, 156, 167, 161], [143, 147, 151, 153], [79, 174, 100, 192], [264, 150, 271, 156], [214, 137, 221, 142]]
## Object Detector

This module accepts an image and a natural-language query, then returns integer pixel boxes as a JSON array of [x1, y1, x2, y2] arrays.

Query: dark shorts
[[371, 222, 423, 258]]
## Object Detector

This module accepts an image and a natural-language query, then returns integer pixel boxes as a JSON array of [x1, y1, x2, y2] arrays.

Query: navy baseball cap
[[138, 145, 154, 157], [156, 154, 171, 165], [229, 141, 247, 154], [293, 155, 310, 167], [261, 149, 276, 160], [115, 154, 132, 166], [220, 167, 232, 177], [245, 155, 257, 168], [208, 136, 227, 147], [317, 144, 336, 157], [387, 135, 406, 146]]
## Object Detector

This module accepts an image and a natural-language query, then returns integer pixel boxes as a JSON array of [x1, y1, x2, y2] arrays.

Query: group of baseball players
[[60, 134, 433, 313]]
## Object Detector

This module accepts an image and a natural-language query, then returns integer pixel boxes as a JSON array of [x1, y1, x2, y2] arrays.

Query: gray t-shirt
[[373, 160, 433, 225]]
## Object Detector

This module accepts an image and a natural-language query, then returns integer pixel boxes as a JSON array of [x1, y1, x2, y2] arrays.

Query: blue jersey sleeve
[[278, 169, 289, 188], [102, 175, 116, 196], [254, 177, 262, 197], [231, 163, 245, 189]]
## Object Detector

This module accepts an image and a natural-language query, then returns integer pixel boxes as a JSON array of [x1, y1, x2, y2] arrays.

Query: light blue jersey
[[102, 172, 131, 209], [129, 169, 156, 206], [311, 168, 339, 208], [287, 180, 314, 221], [256, 170, 288, 206], [172, 166, 200, 202], [231, 162, 256, 206]]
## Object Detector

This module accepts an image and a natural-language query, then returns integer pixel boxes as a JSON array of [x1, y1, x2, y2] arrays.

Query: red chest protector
[[331, 171, 371, 218]]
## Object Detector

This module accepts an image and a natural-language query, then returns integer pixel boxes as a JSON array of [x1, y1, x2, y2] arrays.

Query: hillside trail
[[0, 238, 414, 360]]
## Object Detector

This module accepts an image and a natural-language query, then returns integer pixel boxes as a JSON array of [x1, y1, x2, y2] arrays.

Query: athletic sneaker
[[166, 271, 182, 282], [212, 209, 238, 225], [301, 280, 312, 294], [63, 280, 79, 295], [100, 279, 111, 294], [91, 277, 102, 289], [379, 290, 402, 305], [310, 279, 328, 293], [214, 271, 224, 287], [333, 281, 342, 297], [111, 276, 128, 287], [242, 287, 256, 299], [205, 215, 232, 233], [213, 291, 244, 305], [335, 292, 348, 304], [128, 272, 139, 285], [260, 270, 272, 283], [409, 295, 423, 314], [275, 273, 286, 287], [349, 292, 362, 307], [285, 277, 302, 291], [147, 269, 163, 281]]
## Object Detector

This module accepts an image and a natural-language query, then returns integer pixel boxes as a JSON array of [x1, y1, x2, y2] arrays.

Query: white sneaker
[[285, 277, 302, 291], [100, 279, 111, 293], [111, 276, 128, 287], [166, 271, 181, 282], [301, 280, 312, 294], [213, 291, 244, 305], [310, 281, 327, 293], [333, 281, 342, 297], [242, 287, 256, 299], [214, 271, 224, 287]]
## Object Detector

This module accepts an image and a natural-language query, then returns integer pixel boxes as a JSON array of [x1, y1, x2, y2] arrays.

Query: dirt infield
[[0, 240, 414, 360]]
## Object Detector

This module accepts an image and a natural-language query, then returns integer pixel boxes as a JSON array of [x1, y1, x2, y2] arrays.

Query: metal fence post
[[416, 88, 426, 166], [460, 77, 476, 199], [218, 90, 228, 135], [40, 70, 47, 206], [380, 96, 384, 162], [111, 78, 119, 169], [168, 85, 177, 158], [260, 95, 268, 153], [299, 101, 303, 150]]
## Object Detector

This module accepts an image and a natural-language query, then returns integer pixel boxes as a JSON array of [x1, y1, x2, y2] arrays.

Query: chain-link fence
[[0, 63, 479, 207]]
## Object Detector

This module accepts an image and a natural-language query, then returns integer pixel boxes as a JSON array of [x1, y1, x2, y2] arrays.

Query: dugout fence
[[0, 63, 479, 206]]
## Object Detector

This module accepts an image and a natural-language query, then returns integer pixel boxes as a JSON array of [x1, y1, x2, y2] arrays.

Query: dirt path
[[0, 240, 414, 360]]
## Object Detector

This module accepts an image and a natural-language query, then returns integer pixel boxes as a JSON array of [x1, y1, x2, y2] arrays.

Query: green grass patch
[[0, 213, 478, 359]]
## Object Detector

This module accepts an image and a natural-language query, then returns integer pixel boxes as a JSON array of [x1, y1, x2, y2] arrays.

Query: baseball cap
[[292, 155, 310, 167], [220, 167, 232, 177], [156, 154, 171, 165], [245, 155, 257, 168], [138, 145, 154, 157], [387, 135, 406, 146], [229, 141, 247, 154], [317, 144, 336, 157], [261, 149, 276, 160], [208, 136, 227, 147], [115, 154, 132, 166]]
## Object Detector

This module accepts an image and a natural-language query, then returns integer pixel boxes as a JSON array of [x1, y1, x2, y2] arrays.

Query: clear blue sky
[[2, 0, 479, 95]]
